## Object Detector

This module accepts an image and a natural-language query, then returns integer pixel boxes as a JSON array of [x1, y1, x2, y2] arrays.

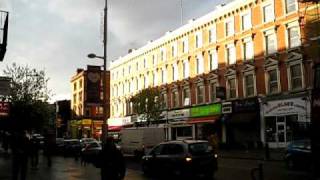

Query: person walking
[[30, 135, 40, 169], [10, 130, 31, 180], [43, 131, 55, 167], [99, 137, 126, 180]]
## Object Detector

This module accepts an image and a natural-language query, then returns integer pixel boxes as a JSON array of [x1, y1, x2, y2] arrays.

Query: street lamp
[[87, 0, 108, 145]]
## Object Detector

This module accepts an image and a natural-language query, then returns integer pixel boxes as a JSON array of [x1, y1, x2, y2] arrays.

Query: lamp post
[[88, 0, 108, 145]]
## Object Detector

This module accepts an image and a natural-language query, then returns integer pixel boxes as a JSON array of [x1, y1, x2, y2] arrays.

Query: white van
[[120, 127, 165, 158]]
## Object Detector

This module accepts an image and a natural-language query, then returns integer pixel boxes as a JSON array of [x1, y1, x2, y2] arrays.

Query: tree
[[2, 63, 52, 131], [130, 87, 164, 125]]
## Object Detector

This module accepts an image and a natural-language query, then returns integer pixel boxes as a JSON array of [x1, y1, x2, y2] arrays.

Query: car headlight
[[214, 154, 218, 158]]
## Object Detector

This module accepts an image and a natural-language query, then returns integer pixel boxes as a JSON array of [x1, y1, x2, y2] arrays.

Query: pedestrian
[[30, 135, 40, 169], [208, 133, 219, 154], [98, 137, 126, 180], [43, 130, 55, 167], [10, 130, 31, 180]]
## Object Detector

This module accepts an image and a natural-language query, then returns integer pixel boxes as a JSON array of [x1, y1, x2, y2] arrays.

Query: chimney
[[128, 49, 135, 54]]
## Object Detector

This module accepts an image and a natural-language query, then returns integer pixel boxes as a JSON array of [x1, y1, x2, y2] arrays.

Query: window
[[244, 74, 255, 97], [161, 48, 166, 61], [209, 50, 218, 70], [183, 88, 190, 106], [195, 32, 202, 48], [162, 68, 167, 84], [172, 91, 179, 108], [173, 64, 178, 81], [153, 72, 157, 86], [182, 38, 188, 53], [227, 78, 237, 99], [196, 55, 204, 74], [172, 43, 177, 57], [128, 65, 131, 74], [210, 82, 217, 102], [135, 78, 138, 91], [79, 80, 82, 89], [290, 64, 303, 90], [122, 68, 125, 76], [197, 85, 204, 104], [152, 55, 156, 67], [162, 93, 168, 109], [209, 26, 216, 43], [267, 69, 279, 94], [242, 12, 252, 30], [143, 58, 146, 68], [73, 82, 77, 91], [263, 4, 274, 23], [265, 33, 277, 55], [288, 26, 301, 49], [136, 62, 139, 71], [225, 19, 234, 37], [243, 38, 254, 61], [183, 60, 189, 78], [286, 0, 297, 14], [144, 76, 148, 88], [73, 94, 76, 104], [226, 44, 236, 65]]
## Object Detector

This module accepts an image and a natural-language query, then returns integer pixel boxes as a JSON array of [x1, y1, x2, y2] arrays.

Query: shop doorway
[[265, 115, 297, 148]]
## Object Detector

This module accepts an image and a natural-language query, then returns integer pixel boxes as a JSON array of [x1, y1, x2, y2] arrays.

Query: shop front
[[92, 120, 103, 140], [108, 116, 133, 142], [187, 103, 222, 141], [224, 98, 261, 149], [80, 119, 92, 138], [167, 109, 191, 141], [264, 97, 311, 148]]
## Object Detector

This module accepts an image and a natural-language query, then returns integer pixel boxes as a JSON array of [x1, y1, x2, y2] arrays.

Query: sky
[[0, 0, 230, 102]]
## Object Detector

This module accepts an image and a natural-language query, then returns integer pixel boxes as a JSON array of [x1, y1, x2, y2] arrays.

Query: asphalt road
[[0, 153, 313, 180]]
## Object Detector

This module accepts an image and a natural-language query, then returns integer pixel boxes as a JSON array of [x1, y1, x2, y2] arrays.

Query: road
[[0, 154, 313, 180]]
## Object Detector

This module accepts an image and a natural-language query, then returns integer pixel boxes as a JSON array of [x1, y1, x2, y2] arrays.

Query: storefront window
[[265, 117, 276, 142], [176, 126, 192, 138]]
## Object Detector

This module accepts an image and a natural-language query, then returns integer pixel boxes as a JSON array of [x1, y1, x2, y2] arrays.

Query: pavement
[[218, 148, 285, 161]]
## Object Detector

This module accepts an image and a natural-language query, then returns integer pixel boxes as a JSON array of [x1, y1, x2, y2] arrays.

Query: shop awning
[[228, 112, 259, 124], [187, 116, 220, 124]]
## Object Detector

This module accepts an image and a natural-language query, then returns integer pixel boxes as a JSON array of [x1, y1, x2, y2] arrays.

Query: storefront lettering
[[264, 98, 309, 117]]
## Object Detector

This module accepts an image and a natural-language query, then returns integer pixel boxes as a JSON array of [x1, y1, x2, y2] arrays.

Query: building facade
[[110, 0, 319, 148], [70, 66, 110, 140]]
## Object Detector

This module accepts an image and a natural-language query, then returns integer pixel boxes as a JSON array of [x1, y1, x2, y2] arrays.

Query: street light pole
[[102, 0, 108, 145], [88, 0, 108, 145]]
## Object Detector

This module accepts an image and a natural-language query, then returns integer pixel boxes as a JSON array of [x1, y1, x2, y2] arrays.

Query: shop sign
[[82, 119, 92, 125], [108, 117, 124, 126], [264, 98, 310, 117], [168, 109, 190, 120], [222, 102, 232, 114], [233, 98, 259, 113], [0, 101, 9, 116], [191, 104, 221, 118]]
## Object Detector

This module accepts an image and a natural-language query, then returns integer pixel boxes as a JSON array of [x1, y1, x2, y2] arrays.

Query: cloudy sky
[[0, 0, 230, 102]]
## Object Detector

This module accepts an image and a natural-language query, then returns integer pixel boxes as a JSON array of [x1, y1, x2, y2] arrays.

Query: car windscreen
[[188, 143, 211, 155]]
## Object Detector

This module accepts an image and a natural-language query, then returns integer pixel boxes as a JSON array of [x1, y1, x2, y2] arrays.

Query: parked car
[[63, 139, 81, 157], [141, 140, 218, 178], [285, 139, 312, 170], [32, 134, 45, 149], [81, 141, 102, 164]]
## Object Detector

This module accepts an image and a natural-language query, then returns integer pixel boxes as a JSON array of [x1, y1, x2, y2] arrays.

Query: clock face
[[88, 72, 100, 83]]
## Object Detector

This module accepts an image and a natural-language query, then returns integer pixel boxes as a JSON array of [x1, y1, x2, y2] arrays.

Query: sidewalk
[[218, 148, 285, 161]]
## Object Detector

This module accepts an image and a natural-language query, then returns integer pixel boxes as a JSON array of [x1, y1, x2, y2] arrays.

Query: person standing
[[10, 130, 31, 180], [99, 137, 126, 180], [43, 131, 55, 167]]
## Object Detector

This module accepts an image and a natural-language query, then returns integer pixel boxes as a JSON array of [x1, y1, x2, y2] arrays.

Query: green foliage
[[130, 88, 164, 124], [3, 63, 52, 131]]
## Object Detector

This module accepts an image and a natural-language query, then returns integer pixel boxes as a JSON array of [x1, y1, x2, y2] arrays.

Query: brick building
[[70, 66, 110, 140], [109, 0, 319, 148]]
